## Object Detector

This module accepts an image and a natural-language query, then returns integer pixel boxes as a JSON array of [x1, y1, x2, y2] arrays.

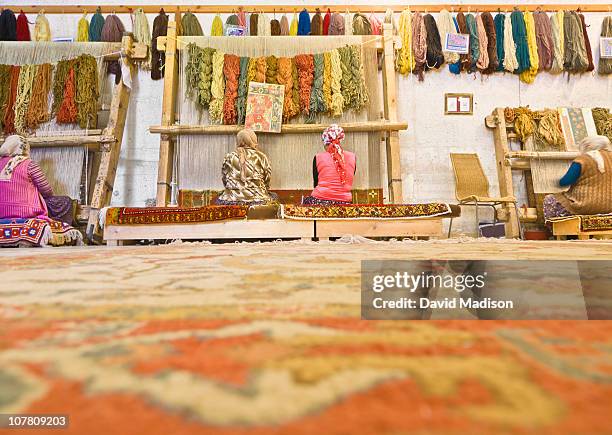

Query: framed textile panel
[[245, 82, 285, 133]]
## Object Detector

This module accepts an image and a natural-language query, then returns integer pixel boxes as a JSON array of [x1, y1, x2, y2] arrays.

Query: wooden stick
[[5, 5, 611, 14], [149, 121, 408, 136], [28, 135, 115, 150], [506, 151, 579, 160]]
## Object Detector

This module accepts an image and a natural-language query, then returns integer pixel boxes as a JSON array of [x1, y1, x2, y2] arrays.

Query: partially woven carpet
[[105, 205, 249, 226], [547, 214, 612, 231], [0, 218, 81, 247], [282, 203, 453, 220]]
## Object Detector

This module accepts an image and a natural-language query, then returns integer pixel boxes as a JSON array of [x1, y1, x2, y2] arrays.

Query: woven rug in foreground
[[1, 243, 611, 434], [547, 214, 612, 232], [282, 203, 452, 220], [0, 218, 81, 247], [105, 205, 249, 226]]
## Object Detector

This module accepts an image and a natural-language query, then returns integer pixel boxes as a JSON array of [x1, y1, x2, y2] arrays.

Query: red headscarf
[[322, 124, 347, 184]]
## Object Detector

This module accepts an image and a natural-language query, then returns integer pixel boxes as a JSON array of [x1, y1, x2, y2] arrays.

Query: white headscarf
[[0, 135, 30, 181], [579, 135, 612, 174]]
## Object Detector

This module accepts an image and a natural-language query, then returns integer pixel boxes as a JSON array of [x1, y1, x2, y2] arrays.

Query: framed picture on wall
[[445, 34, 470, 54], [445, 93, 473, 115]]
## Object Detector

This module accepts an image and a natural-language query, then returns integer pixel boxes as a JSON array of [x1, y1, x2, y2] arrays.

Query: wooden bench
[[550, 215, 612, 240]]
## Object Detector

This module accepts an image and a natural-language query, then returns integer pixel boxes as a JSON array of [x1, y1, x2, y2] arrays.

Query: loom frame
[[0, 36, 147, 241], [151, 21, 407, 206], [485, 107, 580, 237]]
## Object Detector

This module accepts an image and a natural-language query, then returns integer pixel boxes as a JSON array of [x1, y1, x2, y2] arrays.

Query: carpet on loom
[[0, 218, 81, 247], [547, 213, 612, 231], [282, 203, 455, 220], [178, 188, 384, 207], [0, 242, 611, 435], [105, 205, 249, 226]]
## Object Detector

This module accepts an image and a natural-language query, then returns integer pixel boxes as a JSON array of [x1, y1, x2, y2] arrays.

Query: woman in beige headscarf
[[216, 129, 276, 204], [544, 135, 612, 219]]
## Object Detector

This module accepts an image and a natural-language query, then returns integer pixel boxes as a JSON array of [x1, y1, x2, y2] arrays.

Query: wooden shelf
[[150, 121, 408, 136], [3, 5, 610, 14]]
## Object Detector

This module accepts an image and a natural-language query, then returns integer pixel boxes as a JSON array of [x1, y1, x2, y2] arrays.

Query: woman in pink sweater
[[302, 124, 356, 205], [0, 135, 71, 223]]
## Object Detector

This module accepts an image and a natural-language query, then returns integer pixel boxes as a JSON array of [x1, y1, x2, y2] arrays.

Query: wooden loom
[[0, 35, 148, 240], [103, 21, 461, 243], [486, 107, 579, 238]]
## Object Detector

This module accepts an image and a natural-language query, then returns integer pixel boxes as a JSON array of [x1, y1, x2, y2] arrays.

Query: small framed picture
[[225, 25, 247, 37], [445, 33, 470, 54], [445, 93, 473, 115], [601, 37, 612, 59]]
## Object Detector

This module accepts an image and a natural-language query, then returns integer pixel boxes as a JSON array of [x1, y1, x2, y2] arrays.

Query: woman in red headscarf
[[302, 124, 356, 205]]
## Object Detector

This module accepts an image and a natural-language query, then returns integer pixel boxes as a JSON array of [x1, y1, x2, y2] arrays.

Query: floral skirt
[[301, 196, 351, 206], [543, 194, 573, 220]]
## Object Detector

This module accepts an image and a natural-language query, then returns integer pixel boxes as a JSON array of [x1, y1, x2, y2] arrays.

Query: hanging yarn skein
[[89, 8, 105, 41], [33, 12, 51, 41], [101, 14, 125, 84], [198, 48, 215, 109], [352, 13, 372, 36], [270, 19, 281, 36], [344, 11, 353, 36], [56, 67, 77, 124], [181, 12, 203, 36], [209, 50, 225, 124], [280, 15, 289, 36], [211, 14, 223, 36], [519, 11, 539, 84], [494, 13, 505, 72], [577, 13, 594, 72], [266, 56, 278, 84], [222, 54, 240, 125], [503, 12, 518, 72], [236, 57, 250, 125], [465, 14, 480, 73], [481, 12, 498, 74], [456, 13, 471, 72], [311, 9, 323, 35], [564, 11, 589, 73], [152, 10, 169, 80], [250, 13, 259, 36], [328, 13, 345, 35], [396, 9, 415, 75], [350, 45, 369, 110], [412, 11, 428, 80], [3, 66, 20, 134], [307, 53, 326, 122], [14, 64, 37, 134], [338, 46, 355, 107], [0, 65, 13, 131], [322, 52, 332, 112], [25, 63, 52, 130], [424, 14, 444, 70], [258, 13, 271, 36], [295, 54, 314, 115], [329, 49, 344, 116], [599, 17, 612, 75], [133, 8, 152, 69], [289, 12, 298, 36], [534, 11, 553, 71], [298, 9, 311, 35], [511, 10, 531, 74], [77, 13, 89, 42], [550, 11, 565, 74], [16, 11, 30, 41], [185, 44, 203, 102], [0, 10, 17, 41], [323, 9, 331, 35], [75, 54, 100, 129], [277, 57, 296, 121], [51, 60, 71, 115], [475, 14, 490, 72]]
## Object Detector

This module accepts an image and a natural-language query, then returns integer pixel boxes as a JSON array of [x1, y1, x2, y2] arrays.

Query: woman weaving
[[216, 129, 276, 205], [0, 135, 73, 224], [303, 124, 356, 205], [544, 135, 612, 219]]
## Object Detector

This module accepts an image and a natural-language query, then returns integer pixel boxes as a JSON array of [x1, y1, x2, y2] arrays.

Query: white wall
[[8, 1, 612, 233]]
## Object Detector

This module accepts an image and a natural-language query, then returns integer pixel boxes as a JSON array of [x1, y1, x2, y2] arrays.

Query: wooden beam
[[150, 121, 408, 136], [156, 21, 179, 207], [5, 5, 610, 14], [87, 33, 135, 239], [27, 135, 114, 151], [489, 108, 520, 238], [381, 23, 403, 204], [506, 151, 579, 160]]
